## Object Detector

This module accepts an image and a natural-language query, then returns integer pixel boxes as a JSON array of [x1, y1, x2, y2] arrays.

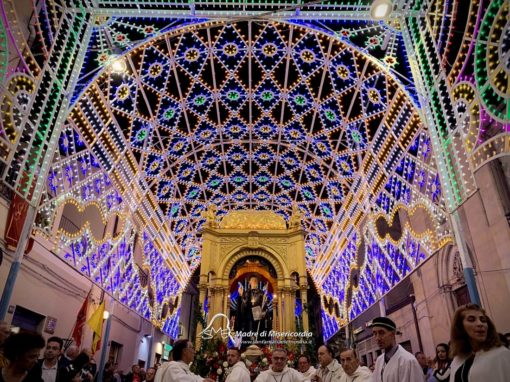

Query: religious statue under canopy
[[234, 275, 271, 339]]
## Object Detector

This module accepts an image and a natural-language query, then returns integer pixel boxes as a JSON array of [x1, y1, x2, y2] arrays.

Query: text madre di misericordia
[[234, 330, 313, 338]]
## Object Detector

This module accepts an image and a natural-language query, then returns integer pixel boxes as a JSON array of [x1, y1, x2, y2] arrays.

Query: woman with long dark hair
[[449, 304, 510, 381], [429, 343, 450, 381]]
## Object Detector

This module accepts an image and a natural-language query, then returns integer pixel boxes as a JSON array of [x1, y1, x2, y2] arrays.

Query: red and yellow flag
[[72, 291, 90, 347], [86, 301, 105, 353]]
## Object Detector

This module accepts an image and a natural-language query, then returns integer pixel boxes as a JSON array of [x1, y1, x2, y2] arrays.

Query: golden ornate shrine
[[197, 208, 309, 343]]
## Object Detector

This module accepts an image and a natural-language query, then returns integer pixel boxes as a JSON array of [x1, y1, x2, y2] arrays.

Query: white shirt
[[339, 366, 372, 382], [225, 361, 250, 382], [301, 366, 316, 381], [254, 366, 307, 382], [41, 361, 58, 382], [449, 346, 510, 382], [372, 345, 423, 382], [314, 359, 344, 382], [156, 361, 204, 382]]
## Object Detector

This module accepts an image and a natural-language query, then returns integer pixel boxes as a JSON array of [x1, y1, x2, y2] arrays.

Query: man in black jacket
[[26, 337, 70, 382]]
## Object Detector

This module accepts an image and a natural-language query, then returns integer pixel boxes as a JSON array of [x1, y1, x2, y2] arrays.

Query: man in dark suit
[[26, 336, 70, 382]]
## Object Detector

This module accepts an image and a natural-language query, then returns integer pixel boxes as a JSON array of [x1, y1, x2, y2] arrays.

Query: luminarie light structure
[[0, 0, 506, 339]]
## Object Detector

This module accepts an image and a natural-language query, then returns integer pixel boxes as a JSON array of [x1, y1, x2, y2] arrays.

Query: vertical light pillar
[[0, 204, 37, 320], [97, 309, 112, 382], [378, 293, 386, 317], [0, 8, 93, 320], [147, 325, 155, 368], [399, 9, 481, 305], [195, 283, 207, 348], [450, 211, 481, 305]]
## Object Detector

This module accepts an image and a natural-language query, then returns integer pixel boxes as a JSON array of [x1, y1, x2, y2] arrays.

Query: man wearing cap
[[369, 317, 423, 382]]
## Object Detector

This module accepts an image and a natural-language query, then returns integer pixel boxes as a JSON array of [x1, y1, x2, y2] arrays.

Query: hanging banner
[[5, 193, 28, 250], [4, 193, 34, 253]]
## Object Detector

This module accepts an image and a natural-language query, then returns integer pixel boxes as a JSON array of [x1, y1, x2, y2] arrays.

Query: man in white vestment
[[297, 355, 316, 381], [311, 345, 343, 382], [339, 349, 371, 382], [369, 317, 423, 382], [156, 340, 214, 382], [254, 348, 307, 382], [225, 348, 250, 382]]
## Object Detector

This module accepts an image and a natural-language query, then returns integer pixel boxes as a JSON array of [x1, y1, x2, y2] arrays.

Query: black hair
[[47, 336, 64, 350], [172, 339, 191, 361], [498, 333, 509, 348], [59, 351, 91, 381], [3, 332, 45, 362], [227, 347, 241, 355]]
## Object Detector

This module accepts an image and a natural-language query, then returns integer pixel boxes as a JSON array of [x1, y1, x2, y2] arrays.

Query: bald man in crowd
[[311, 345, 343, 382], [255, 348, 306, 382]]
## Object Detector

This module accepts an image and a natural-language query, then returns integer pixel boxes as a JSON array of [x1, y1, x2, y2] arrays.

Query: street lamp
[[110, 57, 127, 73]]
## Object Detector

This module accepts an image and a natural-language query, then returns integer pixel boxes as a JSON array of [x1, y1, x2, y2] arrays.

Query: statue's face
[[249, 277, 259, 289]]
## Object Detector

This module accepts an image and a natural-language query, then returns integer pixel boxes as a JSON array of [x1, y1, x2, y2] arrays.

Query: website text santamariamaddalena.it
[[234, 330, 313, 338]]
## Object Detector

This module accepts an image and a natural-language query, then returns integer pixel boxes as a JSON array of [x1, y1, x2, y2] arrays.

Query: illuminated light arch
[[30, 18, 451, 337], [63, 19, 433, 263], [0, 74, 36, 144], [55, 199, 126, 243], [423, 0, 481, 84], [451, 81, 481, 155], [0, 0, 503, 340], [474, 0, 509, 122], [470, 134, 510, 171]]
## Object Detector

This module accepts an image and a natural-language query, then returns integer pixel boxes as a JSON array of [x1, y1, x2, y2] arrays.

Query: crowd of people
[[152, 304, 510, 382], [0, 304, 509, 382]]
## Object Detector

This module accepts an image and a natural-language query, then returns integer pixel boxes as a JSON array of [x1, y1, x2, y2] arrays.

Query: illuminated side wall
[[457, 159, 510, 330], [0, 200, 170, 372], [353, 157, 510, 362]]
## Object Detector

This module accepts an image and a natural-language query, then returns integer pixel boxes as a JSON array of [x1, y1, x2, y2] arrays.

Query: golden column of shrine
[[196, 207, 309, 344]]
